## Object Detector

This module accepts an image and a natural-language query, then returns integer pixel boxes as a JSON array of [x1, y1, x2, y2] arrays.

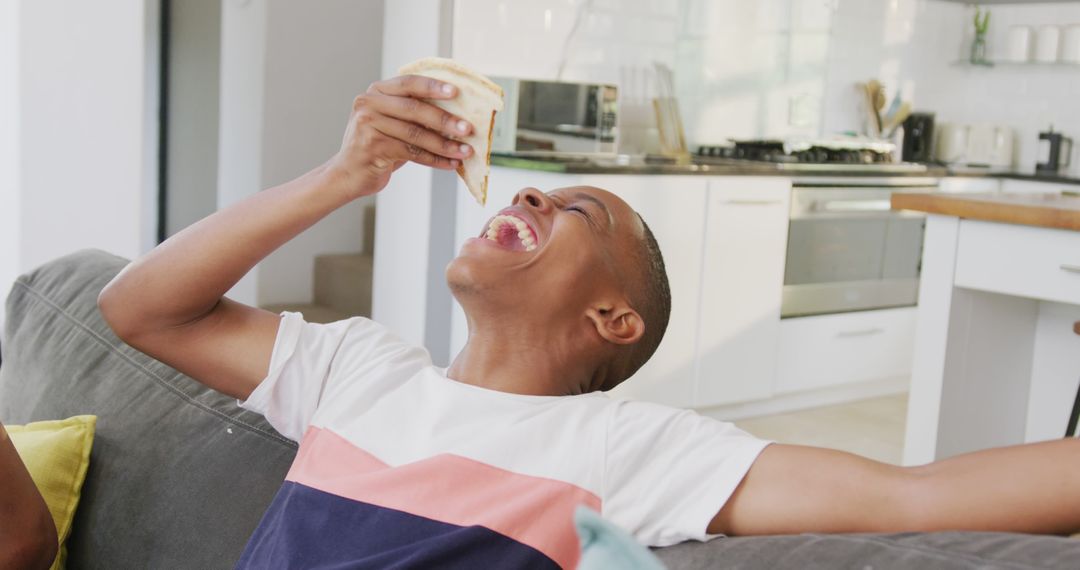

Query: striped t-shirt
[[236, 312, 769, 569]]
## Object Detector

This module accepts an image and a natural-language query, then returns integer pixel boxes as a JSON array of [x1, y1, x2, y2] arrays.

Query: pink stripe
[[285, 426, 600, 569]]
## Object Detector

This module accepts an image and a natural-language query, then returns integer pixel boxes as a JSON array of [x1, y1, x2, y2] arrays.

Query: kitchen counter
[[892, 192, 1080, 231], [946, 168, 1080, 187], [491, 155, 1080, 185], [491, 155, 948, 178]]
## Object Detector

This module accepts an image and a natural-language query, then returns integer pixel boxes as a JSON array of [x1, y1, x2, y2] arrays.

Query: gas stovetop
[[697, 138, 929, 173]]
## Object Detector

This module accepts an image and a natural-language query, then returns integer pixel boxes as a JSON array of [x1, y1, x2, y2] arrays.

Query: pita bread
[[398, 57, 504, 205]]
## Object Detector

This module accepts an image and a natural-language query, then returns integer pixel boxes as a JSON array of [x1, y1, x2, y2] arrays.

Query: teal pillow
[[575, 506, 666, 570]]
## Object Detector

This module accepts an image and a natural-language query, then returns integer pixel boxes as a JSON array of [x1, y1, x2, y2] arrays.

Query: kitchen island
[[892, 192, 1080, 466]]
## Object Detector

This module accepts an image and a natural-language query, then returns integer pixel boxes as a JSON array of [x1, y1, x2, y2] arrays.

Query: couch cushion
[[0, 250, 297, 569], [654, 531, 1080, 569], [8, 414, 97, 570]]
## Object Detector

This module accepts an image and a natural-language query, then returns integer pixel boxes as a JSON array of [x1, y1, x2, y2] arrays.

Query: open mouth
[[481, 213, 539, 252]]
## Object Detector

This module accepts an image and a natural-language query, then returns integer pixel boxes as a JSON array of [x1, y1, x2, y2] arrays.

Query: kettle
[[1036, 127, 1073, 174]]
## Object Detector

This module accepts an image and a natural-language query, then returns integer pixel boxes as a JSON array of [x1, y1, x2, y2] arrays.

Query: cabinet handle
[[1061, 264, 1080, 274], [722, 199, 783, 206], [836, 327, 884, 338]]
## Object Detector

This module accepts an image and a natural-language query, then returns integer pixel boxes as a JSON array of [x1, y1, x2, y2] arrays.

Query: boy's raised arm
[[98, 75, 474, 400], [710, 440, 1080, 536]]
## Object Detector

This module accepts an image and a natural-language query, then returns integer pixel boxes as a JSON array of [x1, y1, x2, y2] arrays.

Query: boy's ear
[[586, 303, 645, 346]]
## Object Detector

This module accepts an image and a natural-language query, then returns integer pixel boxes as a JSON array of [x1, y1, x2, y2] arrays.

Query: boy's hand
[[329, 74, 475, 199]]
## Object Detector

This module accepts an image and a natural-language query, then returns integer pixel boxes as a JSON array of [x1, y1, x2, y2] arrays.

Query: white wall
[[452, 0, 837, 148], [18, 0, 157, 271], [256, 0, 383, 307], [451, 0, 683, 153], [218, 0, 267, 305], [0, 0, 20, 329], [372, 0, 455, 351], [166, 0, 221, 238], [1, 0, 157, 331], [819, 0, 923, 137], [218, 0, 384, 307]]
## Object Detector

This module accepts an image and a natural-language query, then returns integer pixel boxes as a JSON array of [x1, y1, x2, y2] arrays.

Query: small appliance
[[489, 77, 618, 157], [1036, 127, 1073, 174], [901, 113, 935, 163], [935, 123, 1014, 169]]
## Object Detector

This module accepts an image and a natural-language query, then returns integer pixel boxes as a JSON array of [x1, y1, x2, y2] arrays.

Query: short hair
[[611, 214, 671, 387]]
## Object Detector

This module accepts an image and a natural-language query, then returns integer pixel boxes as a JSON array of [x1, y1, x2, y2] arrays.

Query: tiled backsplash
[[453, 0, 1079, 174], [907, 2, 1080, 174]]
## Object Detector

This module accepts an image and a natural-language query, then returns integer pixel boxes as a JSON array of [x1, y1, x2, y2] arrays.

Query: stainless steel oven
[[781, 178, 938, 318]]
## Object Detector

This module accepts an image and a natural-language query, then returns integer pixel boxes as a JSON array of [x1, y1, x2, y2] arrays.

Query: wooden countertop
[[891, 192, 1080, 232]]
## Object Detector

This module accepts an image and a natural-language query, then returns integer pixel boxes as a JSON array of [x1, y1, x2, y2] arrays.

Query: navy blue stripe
[[236, 481, 561, 570]]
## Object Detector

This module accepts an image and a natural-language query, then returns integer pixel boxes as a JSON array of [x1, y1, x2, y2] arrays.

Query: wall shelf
[[951, 60, 1080, 68]]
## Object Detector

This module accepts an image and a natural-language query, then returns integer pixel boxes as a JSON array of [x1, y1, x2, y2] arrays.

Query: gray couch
[[2, 249, 1079, 569]]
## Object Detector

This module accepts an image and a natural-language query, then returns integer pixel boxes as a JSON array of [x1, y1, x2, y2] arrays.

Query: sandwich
[[398, 57, 504, 205]]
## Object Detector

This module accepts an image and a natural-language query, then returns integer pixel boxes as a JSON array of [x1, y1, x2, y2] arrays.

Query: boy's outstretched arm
[[98, 75, 474, 400], [710, 440, 1080, 536]]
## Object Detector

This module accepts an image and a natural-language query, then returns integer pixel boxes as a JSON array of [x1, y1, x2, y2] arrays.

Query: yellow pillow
[[8, 415, 97, 570]]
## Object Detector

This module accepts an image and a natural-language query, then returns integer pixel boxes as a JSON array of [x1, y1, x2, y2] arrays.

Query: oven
[[781, 178, 938, 318]]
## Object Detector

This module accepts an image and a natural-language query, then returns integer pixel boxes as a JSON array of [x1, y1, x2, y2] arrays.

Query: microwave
[[490, 77, 618, 156]]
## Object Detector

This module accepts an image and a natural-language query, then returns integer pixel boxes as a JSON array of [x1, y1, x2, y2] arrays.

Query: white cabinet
[[939, 177, 1000, 194], [776, 307, 916, 394], [579, 175, 709, 409], [694, 178, 790, 407], [954, 220, 1080, 306], [1001, 179, 1068, 195]]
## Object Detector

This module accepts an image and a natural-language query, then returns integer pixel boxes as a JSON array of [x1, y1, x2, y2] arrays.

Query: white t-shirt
[[236, 312, 769, 569]]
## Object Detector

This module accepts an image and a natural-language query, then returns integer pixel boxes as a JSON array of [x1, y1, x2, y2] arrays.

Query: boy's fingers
[[375, 74, 457, 99], [365, 92, 473, 138], [372, 116, 472, 160], [388, 139, 460, 171]]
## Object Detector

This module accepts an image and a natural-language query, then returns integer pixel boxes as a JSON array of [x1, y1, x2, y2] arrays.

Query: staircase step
[[313, 252, 373, 317], [261, 303, 351, 324]]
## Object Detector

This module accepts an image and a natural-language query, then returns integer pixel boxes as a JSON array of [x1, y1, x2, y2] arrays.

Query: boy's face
[[446, 186, 644, 330]]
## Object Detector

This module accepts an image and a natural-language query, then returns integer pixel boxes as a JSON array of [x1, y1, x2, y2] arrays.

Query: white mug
[[1007, 26, 1032, 63], [1062, 24, 1080, 63], [1035, 25, 1060, 63]]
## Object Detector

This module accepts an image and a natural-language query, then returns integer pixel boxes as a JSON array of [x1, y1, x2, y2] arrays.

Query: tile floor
[[732, 393, 908, 465]]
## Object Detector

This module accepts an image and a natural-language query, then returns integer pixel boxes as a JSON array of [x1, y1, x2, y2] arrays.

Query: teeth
[[483, 214, 539, 251]]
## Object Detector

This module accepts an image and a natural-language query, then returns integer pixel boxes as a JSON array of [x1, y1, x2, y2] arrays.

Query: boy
[[99, 75, 1080, 569]]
